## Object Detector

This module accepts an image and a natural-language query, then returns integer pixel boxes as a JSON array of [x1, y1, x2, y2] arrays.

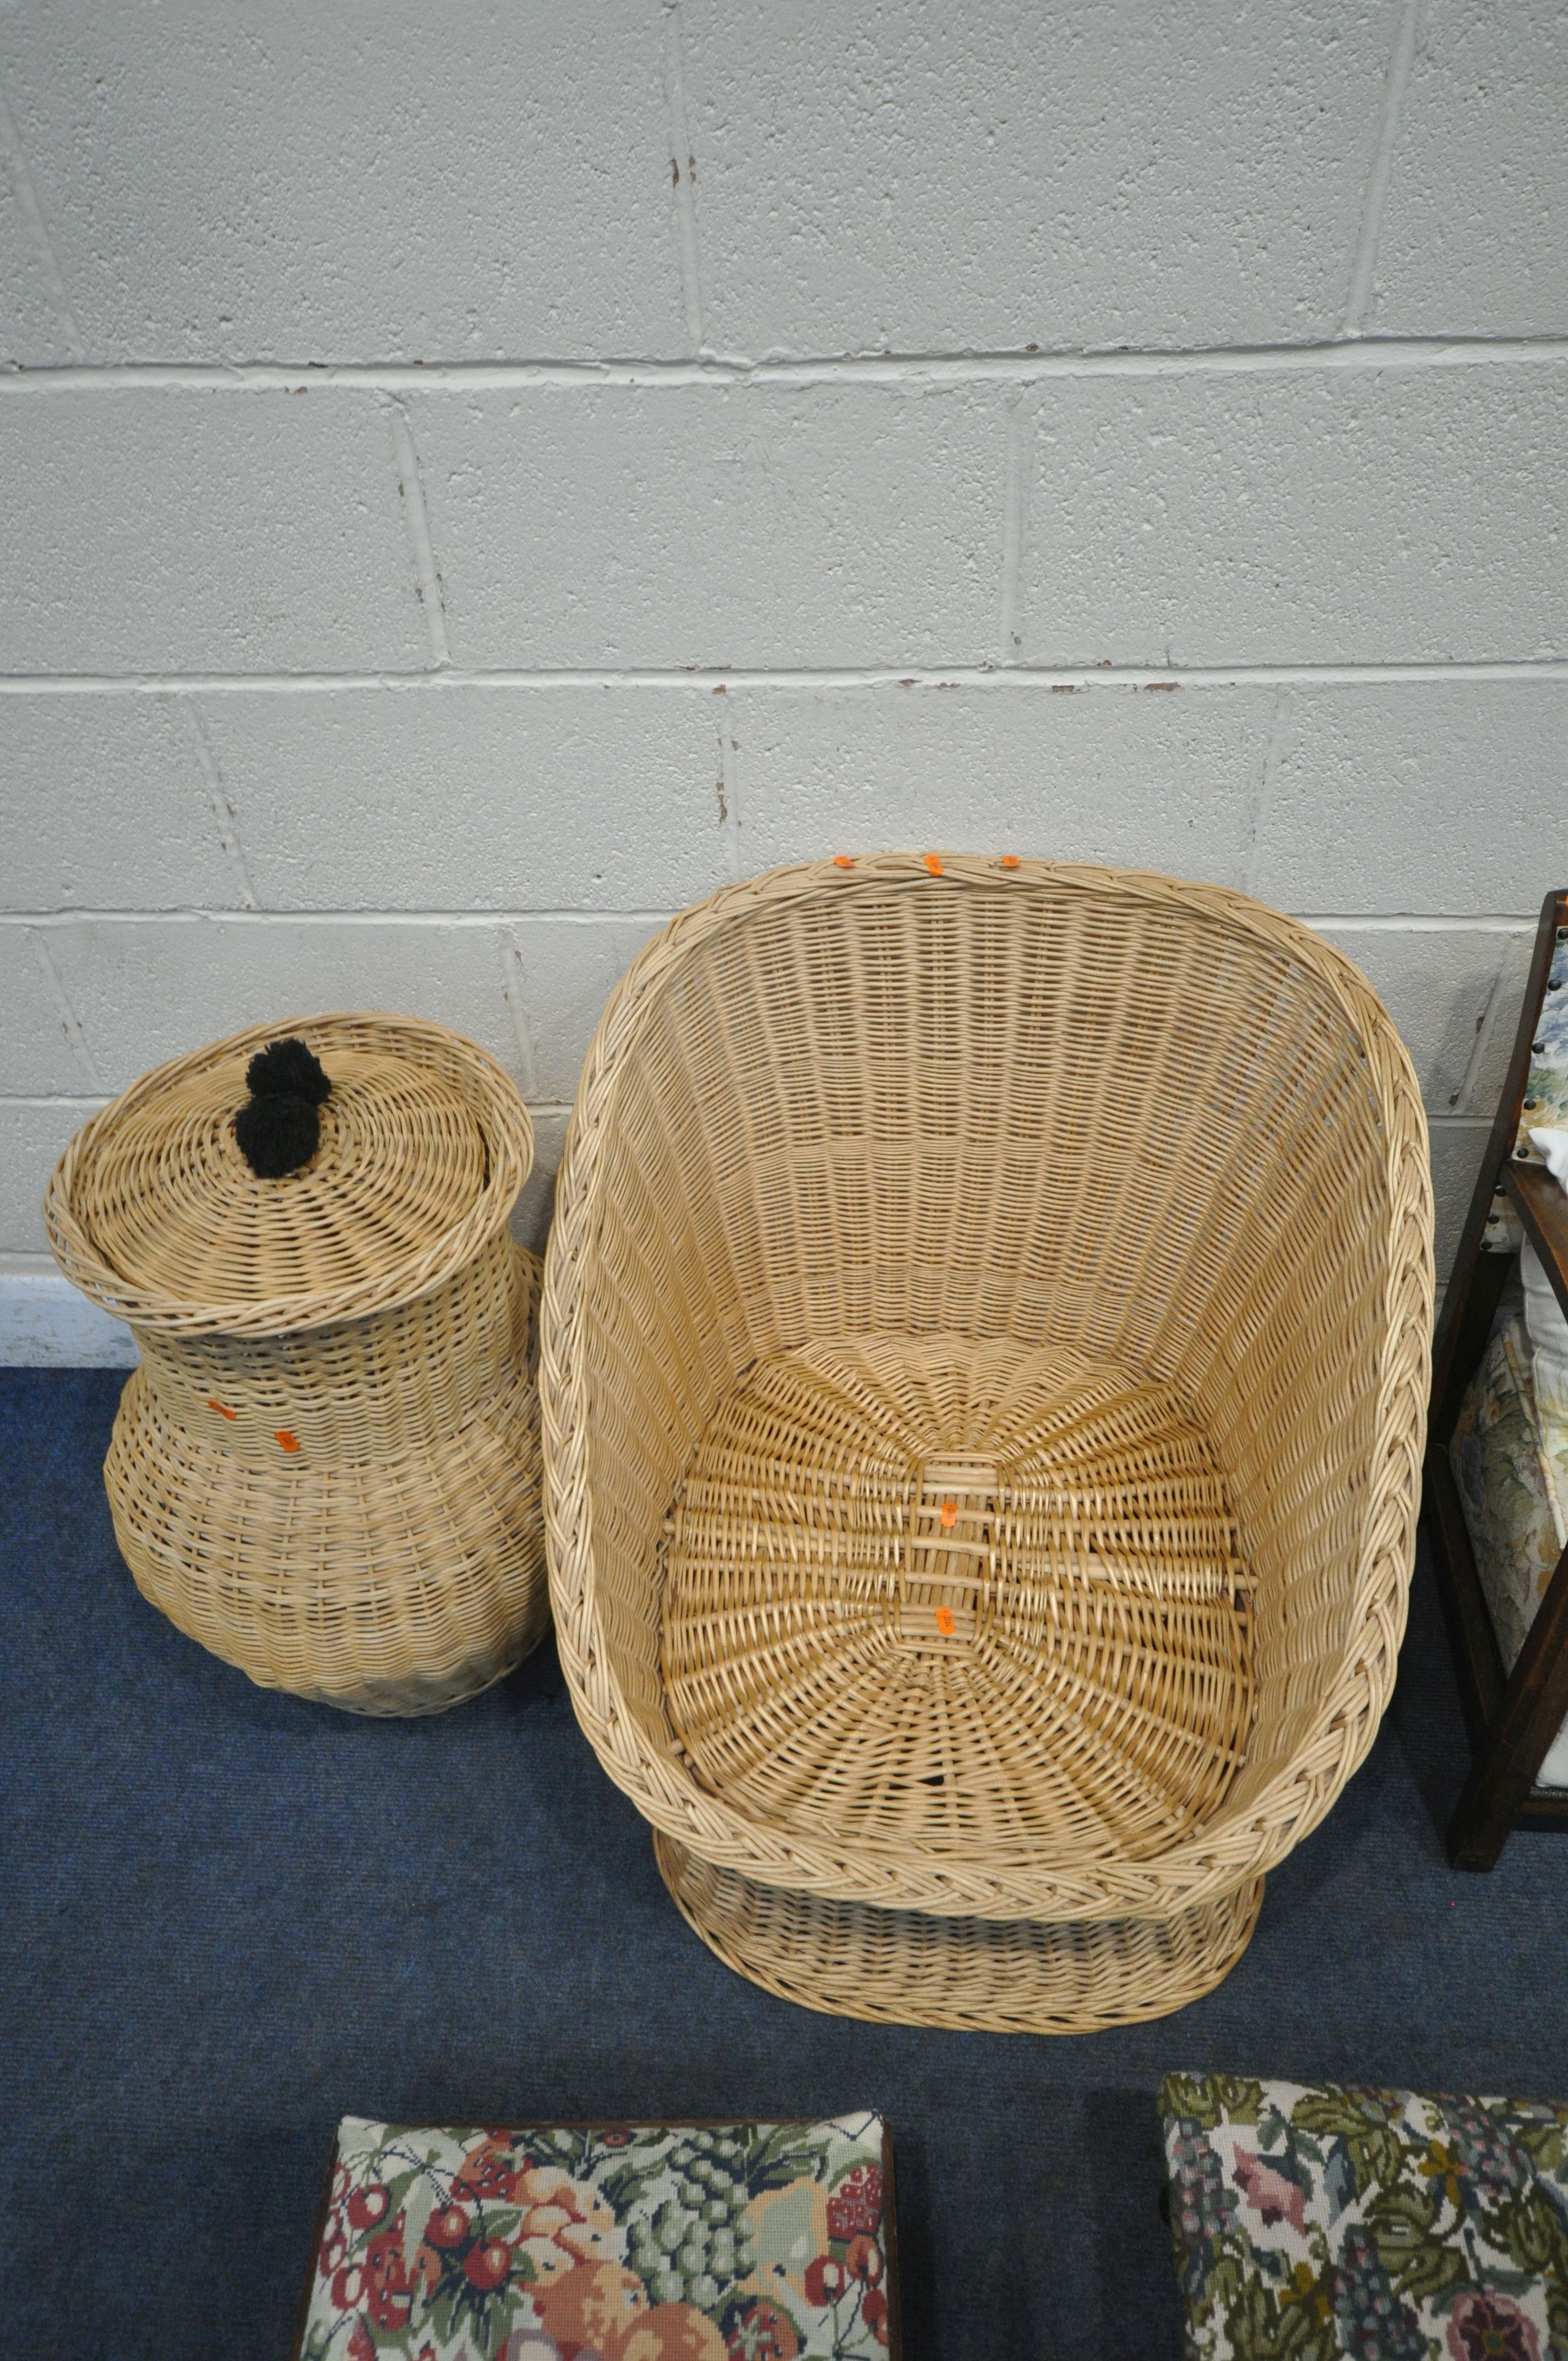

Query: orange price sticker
[[940, 1500, 957, 1530], [935, 1606, 956, 1636], [207, 1398, 237, 1421], [924, 853, 944, 875], [833, 855, 854, 869], [275, 1429, 301, 1453]]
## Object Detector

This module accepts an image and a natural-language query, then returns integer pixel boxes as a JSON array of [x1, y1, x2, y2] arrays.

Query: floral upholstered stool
[[1160, 2074, 1568, 2360], [293, 2115, 898, 2361]]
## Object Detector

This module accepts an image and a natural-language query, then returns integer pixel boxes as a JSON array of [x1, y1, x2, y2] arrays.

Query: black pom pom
[[234, 1091, 321, 1179], [246, 1037, 331, 1106]]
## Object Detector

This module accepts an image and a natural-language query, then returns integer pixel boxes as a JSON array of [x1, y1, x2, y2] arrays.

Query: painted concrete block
[[724, 681, 1267, 882], [1251, 683, 1568, 913], [1016, 368, 1568, 667], [0, 2, 687, 362], [0, 1264, 137, 1367], [1464, 925, 1548, 1119], [0, 928, 97, 1093], [512, 1106, 570, 1256], [1371, 1, 1568, 338], [0, 1098, 102, 1254], [0, 391, 424, 673], [38, 911, 655, 1158], [687, 0, 1391, 358], [41, 917, 521, 1096], [410, 385, 1005, 670], [0, 159, 73, 365], [501, 920, 664, 1103], [200, 687, 728, 912], [1309, 924, 1519, 1114], [1430, 1119, 1491, 1279], [0, 694, 242, 911]]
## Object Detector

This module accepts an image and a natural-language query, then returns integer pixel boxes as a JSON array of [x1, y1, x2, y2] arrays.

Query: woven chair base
[[655, 1832, 1265, 2032], [662, 1332, 1255, 1867], [106, 1363, 547, 1716]]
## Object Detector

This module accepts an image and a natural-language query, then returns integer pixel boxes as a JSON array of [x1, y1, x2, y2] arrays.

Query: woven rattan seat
[[543, 856, 1434, 2030], [662, 1334, 1253, 1864]]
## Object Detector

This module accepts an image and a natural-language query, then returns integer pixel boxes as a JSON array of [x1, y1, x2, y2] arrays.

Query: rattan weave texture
[[654, 1835, 1266, 2034], [47, 1013, 548, 1715], [662, 1333, 1255, 1865], [542, 856, 1434, 2027]]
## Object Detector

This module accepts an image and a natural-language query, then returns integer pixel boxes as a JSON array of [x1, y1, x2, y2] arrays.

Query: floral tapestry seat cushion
[[1161, 2074, 1568, 2360], [1449, 1312, 1568, 1788], [293, 2115, 897, 2361]]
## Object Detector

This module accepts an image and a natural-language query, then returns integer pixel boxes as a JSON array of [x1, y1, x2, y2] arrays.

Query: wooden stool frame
[[1427, 889, 1568, 1868]]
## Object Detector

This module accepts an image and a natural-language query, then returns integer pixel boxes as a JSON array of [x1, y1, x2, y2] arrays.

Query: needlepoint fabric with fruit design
[[1160, 2074, 1568, 2361], [295, 2115, 896, 2361]]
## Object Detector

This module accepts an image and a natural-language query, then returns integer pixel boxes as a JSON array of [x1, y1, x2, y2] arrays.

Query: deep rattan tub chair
[[542, 855, 1433, 2031]]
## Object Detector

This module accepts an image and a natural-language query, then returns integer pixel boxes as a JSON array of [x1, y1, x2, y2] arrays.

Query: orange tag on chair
[[935, 1606, 956, 1636], [1000, 854, 1021, 869], [833, 855, 853, 868], [275, 1429, 301, 1453], [940, 1500, 958, 1530], [207, 1398, 237, 1421], [924, 853, 944, 875]]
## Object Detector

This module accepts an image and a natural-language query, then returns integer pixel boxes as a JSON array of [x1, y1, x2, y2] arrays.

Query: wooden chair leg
[[1448, 1539, 1568, 1869], [1424, 1446, 1506, 1753]]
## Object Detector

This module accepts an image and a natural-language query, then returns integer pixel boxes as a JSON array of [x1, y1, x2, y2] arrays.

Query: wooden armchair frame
[[1427, 889, 1568, 1868]]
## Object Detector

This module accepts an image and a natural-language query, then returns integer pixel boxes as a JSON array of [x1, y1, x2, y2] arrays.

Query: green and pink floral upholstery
[[1160, 2074, 1568, 2360], [293, 2114, 896, 2361]]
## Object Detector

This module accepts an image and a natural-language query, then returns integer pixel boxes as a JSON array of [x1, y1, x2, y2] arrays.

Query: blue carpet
[[3, 1369, 1567, 2360]]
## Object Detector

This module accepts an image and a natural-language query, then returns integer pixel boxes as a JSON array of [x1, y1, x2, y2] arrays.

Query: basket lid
[[45, 1013, 533, 1336]]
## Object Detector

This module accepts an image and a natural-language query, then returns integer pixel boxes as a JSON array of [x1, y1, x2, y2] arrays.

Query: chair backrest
[[544, 856, 1433, 1880]]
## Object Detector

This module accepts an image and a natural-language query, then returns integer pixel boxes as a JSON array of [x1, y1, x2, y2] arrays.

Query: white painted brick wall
[[2, 0, 1566, 1362], [1369, 1, 1568, 336], [2, 1099, 102, 1256], [192, 690, 731, 912], [0, 390, 427, 672], [685, 2, 1396, 356], [1250, 684, 1568, 912], [409, 386, 1008, 670], [722, 683, 1271, 879], [0, 2, 688, 363], [0, 928, 94, 1092], [1, 695, 243, 910], [0, 143, 61, 365], [1017, 367, 1568, 668]]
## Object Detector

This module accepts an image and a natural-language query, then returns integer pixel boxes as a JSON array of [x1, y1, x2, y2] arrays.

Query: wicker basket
[[47, 1012, 548, 1715], [542, 855, 1434, 2030]]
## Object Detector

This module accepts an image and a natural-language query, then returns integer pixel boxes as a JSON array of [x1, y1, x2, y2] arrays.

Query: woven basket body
[[543, 857, 1434, 2030], [47, 1013, 547, 1715]]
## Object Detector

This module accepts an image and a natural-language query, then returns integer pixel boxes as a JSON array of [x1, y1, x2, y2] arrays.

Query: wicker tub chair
[[542, 856, 1433, 2031]]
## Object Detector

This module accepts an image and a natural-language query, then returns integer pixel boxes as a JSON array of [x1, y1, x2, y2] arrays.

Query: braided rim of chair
[[541, 855, 1434, 1923], [45, 1011, 533, 1339]]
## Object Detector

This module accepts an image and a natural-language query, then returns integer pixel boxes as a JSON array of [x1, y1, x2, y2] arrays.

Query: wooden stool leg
[[1449, 1541, 1568, 1869]]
